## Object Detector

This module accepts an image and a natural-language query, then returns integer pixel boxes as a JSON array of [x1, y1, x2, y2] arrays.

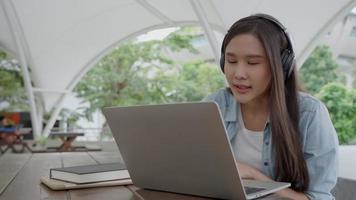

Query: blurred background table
[[48, 132, 85, 151]]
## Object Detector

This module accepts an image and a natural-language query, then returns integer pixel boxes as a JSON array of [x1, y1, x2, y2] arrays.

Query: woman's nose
[[233, 64, 248, 80]]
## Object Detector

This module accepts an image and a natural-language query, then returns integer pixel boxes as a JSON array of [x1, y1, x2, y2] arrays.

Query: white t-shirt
[[232, 108, 264, 171]]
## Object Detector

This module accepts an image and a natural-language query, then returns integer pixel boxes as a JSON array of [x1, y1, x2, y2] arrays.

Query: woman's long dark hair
[[222, 15, 309, 191]]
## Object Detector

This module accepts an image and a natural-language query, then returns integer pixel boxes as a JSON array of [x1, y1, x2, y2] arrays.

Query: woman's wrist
[[249, 168, 271, 181], [244, 167, 255, 179]]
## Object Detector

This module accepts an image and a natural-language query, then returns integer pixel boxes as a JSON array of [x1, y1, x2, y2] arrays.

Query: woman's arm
[[237, 162, 309, 200], [299, 99, 338, 200]]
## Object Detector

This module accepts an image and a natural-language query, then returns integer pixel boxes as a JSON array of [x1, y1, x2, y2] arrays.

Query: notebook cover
[[50, 162, 126, 175], [41, 176, 132, 190]]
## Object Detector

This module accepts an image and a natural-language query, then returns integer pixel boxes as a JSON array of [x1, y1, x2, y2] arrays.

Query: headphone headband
[[253, 14, 295, 55], [220, 14, 295, 79]]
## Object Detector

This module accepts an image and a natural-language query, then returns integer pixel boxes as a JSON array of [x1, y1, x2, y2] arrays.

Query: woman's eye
[[227, 60, 237, 64]]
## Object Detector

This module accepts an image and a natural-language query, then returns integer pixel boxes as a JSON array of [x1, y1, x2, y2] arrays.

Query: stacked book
[[41, 162, 132, 190]]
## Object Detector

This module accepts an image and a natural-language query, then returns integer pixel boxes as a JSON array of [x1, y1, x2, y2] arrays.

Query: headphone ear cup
[[220, 53, 225, 73], [285, 53, 295, 77], [281, 49, 293, 79]]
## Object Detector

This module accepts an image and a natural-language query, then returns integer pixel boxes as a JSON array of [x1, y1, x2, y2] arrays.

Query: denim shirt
[[204, 88, 339, 200]]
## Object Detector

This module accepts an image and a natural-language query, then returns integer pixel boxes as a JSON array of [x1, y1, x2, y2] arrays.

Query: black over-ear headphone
[[220, 14, 295, 80]]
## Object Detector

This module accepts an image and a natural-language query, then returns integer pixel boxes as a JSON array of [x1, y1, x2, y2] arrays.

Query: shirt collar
[[224, 91, 238, 122]]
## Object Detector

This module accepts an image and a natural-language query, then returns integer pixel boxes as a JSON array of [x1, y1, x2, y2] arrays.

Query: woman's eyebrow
[[226, 52, 264, 58], [246, 55, 264, 58]]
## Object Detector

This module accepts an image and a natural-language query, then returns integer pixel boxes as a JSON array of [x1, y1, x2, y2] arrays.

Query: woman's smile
[[233, 84, 252, 94]]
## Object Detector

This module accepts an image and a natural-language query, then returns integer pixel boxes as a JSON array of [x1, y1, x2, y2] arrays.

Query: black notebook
[[50, 162, 130, 184]]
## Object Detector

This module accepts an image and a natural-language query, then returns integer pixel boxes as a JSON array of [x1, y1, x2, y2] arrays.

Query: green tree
[[316, 82, 356, 144], [299, 45, 342, 94], [75, 27, 221, 119], [0, 51, 28, 111], [159, 60, 225, 102], [300, 45, 356, 144]]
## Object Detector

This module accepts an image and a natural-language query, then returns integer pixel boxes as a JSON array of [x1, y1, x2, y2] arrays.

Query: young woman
[[205, 14, 338, 200]]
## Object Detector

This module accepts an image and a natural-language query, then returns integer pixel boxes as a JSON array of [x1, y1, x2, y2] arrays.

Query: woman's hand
[[236, 162, 309, 200], [236, 162, 257, 179], [236, 161, 269, 180]]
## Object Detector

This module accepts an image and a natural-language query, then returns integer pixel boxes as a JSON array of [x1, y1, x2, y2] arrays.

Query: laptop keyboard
[[244, 186, 265, 195]]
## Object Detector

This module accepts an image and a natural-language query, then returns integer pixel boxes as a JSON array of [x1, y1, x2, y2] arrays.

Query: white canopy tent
[[1, 0, 355, 137]]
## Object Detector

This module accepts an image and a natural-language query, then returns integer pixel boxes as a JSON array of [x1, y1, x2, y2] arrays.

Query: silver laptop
[[103, 102, 290, 200]]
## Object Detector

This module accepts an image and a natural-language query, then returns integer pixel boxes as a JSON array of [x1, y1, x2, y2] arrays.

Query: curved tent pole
[[136, 0, 175, 26], [0, 0, 41, 137], [331, 16, 349, 59], [297, 0, 356, 67], [42, 93, 67, 136], [189, 0, 221, 64], [42, 21, 225, 137], [41, 1, 176, 136]]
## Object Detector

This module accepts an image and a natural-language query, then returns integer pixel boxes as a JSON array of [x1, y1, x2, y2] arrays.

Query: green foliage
[[300, 45, 356, 144], [160, 60, 225, 102], [74, 39, 172, 116], [299, 45, 342, 95], [316, 83, 356, 144], [75, 28, 225, 120], [0, 51, 28, 111]]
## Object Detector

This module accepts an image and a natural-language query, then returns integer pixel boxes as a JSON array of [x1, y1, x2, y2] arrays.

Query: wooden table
[[0, 152, 290, 200], [48, 132, 85, 151], [0, 131, 32, 153]]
